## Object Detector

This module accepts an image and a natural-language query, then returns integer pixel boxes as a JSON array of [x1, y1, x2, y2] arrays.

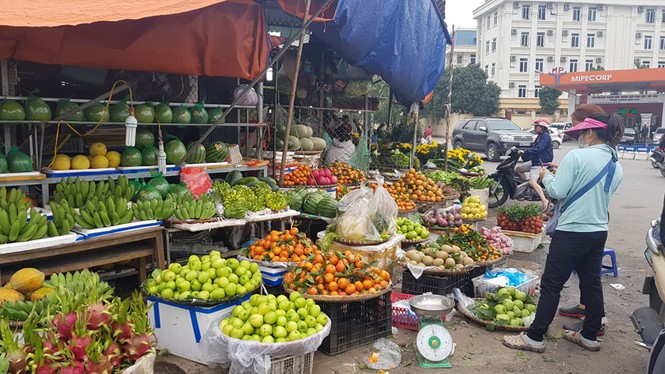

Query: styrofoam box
[[147, 294, 250, 364], [472, 272, 540, 298], [505, 231, 543, 253]]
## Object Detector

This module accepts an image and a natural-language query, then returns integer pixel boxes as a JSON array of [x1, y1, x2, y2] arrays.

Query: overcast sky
[[446, 0, 485, 29]]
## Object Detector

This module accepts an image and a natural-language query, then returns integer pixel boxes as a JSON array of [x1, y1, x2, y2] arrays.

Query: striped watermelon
[[206, 141, 229, 163], [303, 193, 324, 215], [186, 142, 206, 164], [317, 198, 338, 218]]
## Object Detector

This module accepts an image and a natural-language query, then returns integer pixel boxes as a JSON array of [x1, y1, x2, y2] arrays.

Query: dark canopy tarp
[[0, 1, 267, 79], [285, 0, 451, 104]]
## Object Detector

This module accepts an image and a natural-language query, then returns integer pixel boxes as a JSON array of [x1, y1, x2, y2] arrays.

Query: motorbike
[[487, 147, 553, 208], [650, 148, 665, 177], [630, 217, 665, 374]]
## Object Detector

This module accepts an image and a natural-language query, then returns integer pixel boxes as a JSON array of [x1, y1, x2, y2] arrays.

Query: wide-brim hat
[[564, 118, 608, 139]]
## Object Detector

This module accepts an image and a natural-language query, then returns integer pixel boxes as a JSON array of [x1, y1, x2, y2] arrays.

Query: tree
[[421, 64, 500, 118], [589, 65, 605, 71], [539, 86, 562, 115]]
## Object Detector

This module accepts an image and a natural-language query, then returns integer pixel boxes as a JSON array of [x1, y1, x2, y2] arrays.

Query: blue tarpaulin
[[309, 0, 452, 104]]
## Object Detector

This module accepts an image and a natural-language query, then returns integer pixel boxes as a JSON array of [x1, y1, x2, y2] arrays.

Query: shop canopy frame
[[539, 68, 665, 95]]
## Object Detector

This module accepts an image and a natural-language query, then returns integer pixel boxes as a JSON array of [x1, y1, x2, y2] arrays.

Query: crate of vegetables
[[496, 204, 544, 234]]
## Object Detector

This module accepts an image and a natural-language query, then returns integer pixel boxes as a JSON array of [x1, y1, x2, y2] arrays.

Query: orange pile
[[283, 250, 391, 297], [283, 164, 310, 186], [394, 169, 445, 203], [370, 182, 417, 211], [245, 228, 318, 262], [329, 162, 365, 185]]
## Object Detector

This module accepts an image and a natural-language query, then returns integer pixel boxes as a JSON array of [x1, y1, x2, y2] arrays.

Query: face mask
[[578, 131, 589, 148]]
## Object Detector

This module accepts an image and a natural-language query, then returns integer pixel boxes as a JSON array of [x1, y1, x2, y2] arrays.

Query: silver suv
[[452, 118, 535, 161]]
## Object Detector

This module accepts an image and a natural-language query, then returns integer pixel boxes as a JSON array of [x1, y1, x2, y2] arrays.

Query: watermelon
[[208, 107, 225, 124], [290, 193, 303, 211], [276, 124, 287, 138], [110, 101, 131, 123], [303, 193, 324, 215], [191, 105, 209, 124], [6, 148, 32, 172], [135, 128, 155, 150], [258, 177, 279, 191], [129, 179, 142, 200], [172, 106, 191, 124], [154, 103, 173, 123], [121, 147, 143, 167], [55, 100, 84, 121], [134, 103, 155, 123], [0, 101, 25, 121], [25, 96, 52, 121], [141, 146, 159, 166], [0, 153, 7, 173], [206, 142, 229, 163], [233, 177, 259, 187], [137, 184, 162, 201], [317, 198, 338, 218], [165, 139, 187, 164], [168, 184, 192, 199], [268, 138, 285, 151], [225, 170, 243, 185], [186, 142, 206, 164], [148, 176, 170, 198], [288, 136, 301, 151], [84, 103, 110, 122]]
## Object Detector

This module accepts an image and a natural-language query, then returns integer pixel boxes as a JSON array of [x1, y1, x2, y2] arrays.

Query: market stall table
[[0, 226, 165, 284]]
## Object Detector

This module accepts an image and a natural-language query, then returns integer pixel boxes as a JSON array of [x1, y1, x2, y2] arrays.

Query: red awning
[[0, 1, 267, 80]]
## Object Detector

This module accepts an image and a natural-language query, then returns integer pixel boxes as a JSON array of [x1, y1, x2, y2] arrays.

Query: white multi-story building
[[447, 29, 478, 67], [473, 0, 665, 99]]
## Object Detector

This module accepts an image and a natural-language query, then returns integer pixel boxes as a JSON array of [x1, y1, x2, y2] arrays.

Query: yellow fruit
[[105, 151, 121, 167], [89, 142, 107, 157], [30, 286, 55, 302], [0, 288, 25, 306], [71, 155, 91, 170], [9, 268, 45, 293], [51, 154, 71, 171], [91, 155, 110, 169]]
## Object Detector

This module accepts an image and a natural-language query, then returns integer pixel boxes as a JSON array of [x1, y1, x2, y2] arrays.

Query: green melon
[[148, 176, 170, 199], [172, 106, 191, 124], [110, 101, 130, 122], [121, 147, 143, 167], [190, 105, 209, 124], [165, 139, 187, 164], [208, 107, 225, 124], [0, 153, 8, 173], [287, 136, 301, 151], [25, 96, 52, 121], [154, 103, 173, 123], [310, 137, 327, 151], [135, 128, 155, 150], [134, 103, 155, 123], [0, 101, 25, 121], [83, 103, 109, 122], [55, 100, 84, 121], [293, 125, 307, 138], [141, 146, 159, 166], [300, 138, 314, 151], [186, 142, 206, 164], [206, 142, 229, 163], [6, 148, 32, 172], [168, 183, 192, 198], [305, 126, 314, 138], [137, 184, 162, 201]]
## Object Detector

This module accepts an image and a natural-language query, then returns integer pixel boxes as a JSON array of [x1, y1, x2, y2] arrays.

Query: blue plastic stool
[[601, 248, 618, 277]]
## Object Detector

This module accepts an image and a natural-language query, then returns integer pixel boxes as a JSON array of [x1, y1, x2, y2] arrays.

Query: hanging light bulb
[[157, 140, 167, 173], [125, 107, 138, 147]]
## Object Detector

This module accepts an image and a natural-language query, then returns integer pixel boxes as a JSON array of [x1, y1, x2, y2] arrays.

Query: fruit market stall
[[496, 204, 545, 253]]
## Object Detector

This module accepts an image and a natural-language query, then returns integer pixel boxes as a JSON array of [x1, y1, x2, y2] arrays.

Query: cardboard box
[[147, 294, 250, 364]]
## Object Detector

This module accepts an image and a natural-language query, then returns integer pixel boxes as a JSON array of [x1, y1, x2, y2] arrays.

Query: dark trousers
[[527, 230, 607, 342]]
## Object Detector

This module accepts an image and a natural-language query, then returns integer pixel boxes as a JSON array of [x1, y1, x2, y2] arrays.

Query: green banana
[[0, 209, 10, 236], [93, 212, 103, 228], [60, 219, 72, 235], [80, 210, 95, 227], [8, 203, 17, 224], [16, 224, 38, 241], [31, 224, 48, 240], [119, 210, 133, 224], [8, 220, 20, 242], [100, 211, 111, 227], [47, 222, 59, 237], [74, 215, 95, 229]]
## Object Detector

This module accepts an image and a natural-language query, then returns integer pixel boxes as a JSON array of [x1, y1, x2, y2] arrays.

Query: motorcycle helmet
[[533, 118, 551, 130]]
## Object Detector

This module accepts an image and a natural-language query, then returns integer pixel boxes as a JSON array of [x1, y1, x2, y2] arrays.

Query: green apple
[[513, 300, 524, 310], [308, 304, 321, 317], [259, 324, 273, 337], [507, 311, 515, 319], [306, 298, 315, 307], [160, 288, 174, 299], [147, 286, 158, 295], [509, 318, 523, 327], [237, 309, 250, 321], [211, 288, 226, 299], [210, 250, 221, 257], [316, 314, 328, 326], [216, 277, 229, 288], [297, 321, 308, 333], [496, 313, 510, 322], [227, 258, 240, 270], [173, 292, 180, 299], [294, 297, 307, 309], [240, 260, 251, 270], [514, 290, 527, 302], [497, 288, 510, 297], [274, 326, 287, 338], [315, 323, 324, 332], [188, 255, 200, 263], [146, 279, 157, 288], [289, 291, 301, 302], [264, 311, 278, 325], [212, 258, 225, 269], [276, 338, 287, 343], [177, 281, 191, 292], [297, 308, 309, 320], [202, 283, 214, 293], [285, 321, 298, 333], [279, 300, 291, 311], [161, 270, 176, 282], [494, 305, 506, 314], [242, 321, 254, 335], [179, 291, 190, 300], [250, 307, 258, 316], [225, 283, 237, 297], [222, 324, 234, 336], [261, 336, 275, 343], [249, 294, 261, 306], [232, 306, 243, 317], [235, 266, 247, 277], [238, 275, 250, 285], [231, 317, 244, 329], [207, 268, 217, 280], [241, 336, 250, 341], [242, 301, 252, 310], [513, 306, 521, 315], [236, 285, 247, 295], [306, 328, 317, 337], [305, 315, 317, 328], [249, 314, 264, 328], [277, 295, 288, 304], [502, 299, 514, 310], [230, 328, 244, 339], [250, 262, 259, 273], [201, 255, 211, 263], [217, 267, 231, 278], [276, 316, 287, 327], [521, 309, 531, 318], [288, 331, 301, 341], [258, 303, 271, 315], [190, 261, 202, 271], [165, 280, 176, 290], [185, 271, 198, 281], [191, 280, 202, 291], [525, 304, 536, 313], [228, 274, 239, 284], [275, 309, 286, 317], [506, 287, 517, 296], [286, 311, 300, 322], [198, 291, 210, 300], [198, 271, 210, 283]]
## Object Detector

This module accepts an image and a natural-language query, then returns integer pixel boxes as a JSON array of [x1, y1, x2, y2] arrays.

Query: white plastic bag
[[233, 85, 259, 106]]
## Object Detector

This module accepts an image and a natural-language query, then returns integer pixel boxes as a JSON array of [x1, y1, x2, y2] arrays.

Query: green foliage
[[539, 86, 562, 115]]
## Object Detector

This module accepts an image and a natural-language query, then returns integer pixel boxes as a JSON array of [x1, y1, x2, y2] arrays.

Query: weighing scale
[[409, 294, 456, 369]]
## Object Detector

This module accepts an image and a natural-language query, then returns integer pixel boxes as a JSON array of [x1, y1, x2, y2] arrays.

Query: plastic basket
[[472, 272, 540, 298], [401, 270, 469, 296], [318, 291, 392, 355], [464, 257, 508, 297], [270, 351, 314, 374], [390, 292, 444, 331]]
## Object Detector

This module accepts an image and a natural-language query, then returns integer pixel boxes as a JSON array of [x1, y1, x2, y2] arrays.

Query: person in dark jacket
[[516, 119, 554, 211]]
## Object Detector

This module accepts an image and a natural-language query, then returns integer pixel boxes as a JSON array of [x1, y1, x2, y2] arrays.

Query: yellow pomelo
[[71, 155, 91, 170], [51, 154, 71, 170], [89, 142, 107, 157], [91, 155, 110, 169], [105, 151, 121, 167]]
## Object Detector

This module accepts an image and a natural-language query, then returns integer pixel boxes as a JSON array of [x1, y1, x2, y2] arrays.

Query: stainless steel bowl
[[408, 294, 455, 317]]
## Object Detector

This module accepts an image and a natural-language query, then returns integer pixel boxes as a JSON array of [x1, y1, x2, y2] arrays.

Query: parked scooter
[[487, 147, 552, 208], [650, 148, 665, 177], [630, 212, 665, 373]]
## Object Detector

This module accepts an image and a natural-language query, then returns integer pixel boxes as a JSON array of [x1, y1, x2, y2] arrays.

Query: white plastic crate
[[270, 352, 314, 374], [503, 229, 543, 253], [472, 272, 540, 298]]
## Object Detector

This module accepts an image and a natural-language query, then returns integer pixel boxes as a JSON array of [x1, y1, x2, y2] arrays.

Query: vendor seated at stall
[[325, 124, 356, 165]]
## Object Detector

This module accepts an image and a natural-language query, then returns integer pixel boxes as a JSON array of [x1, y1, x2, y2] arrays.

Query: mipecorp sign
[[570, 74, 614, 82]]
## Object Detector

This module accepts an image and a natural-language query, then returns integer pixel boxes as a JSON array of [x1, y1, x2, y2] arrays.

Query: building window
[[587, 34, 596, 48], [588, 7, 597, 21], [585, 59, 594, 71], [519, 58, 528, 72], [492, 38, 497, 52], [484, 65, 489, 75], [538, 5, 547, 20], [658, 61, 665, 68], [491, 63, 496, 76], [536, 32, 545, 47], [535, 58, 544, 72], [494, 11, 498, 25], [645, 35, 653, 50], [534, 85, 542, 98], [646, 9, 655, 23], [572, 6, 581, 21], [457, 55, 463, 64], [660, 36, 665, 50], [521, 32, 529, 47], [486, 41, 490, 54], [571, 33, 580, 48], [518, 85, 527, 98], [643, 60, 651, 68], [522, 4, 530, 20], [662, 9, 665, 23], [570, 59, 578, 72], [470, 54, 476, 64], [487, 16, 491, 30]]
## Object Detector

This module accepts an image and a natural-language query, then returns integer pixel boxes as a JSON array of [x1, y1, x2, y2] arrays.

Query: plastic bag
[[200, 314, 331, 374], [484, 268, 531, 287], [233, 85, 258, 106], [365, 338, 401, 370], [180, 167, 212, 199], [331, 184, 377, 241], [368, 176, 397, 237]]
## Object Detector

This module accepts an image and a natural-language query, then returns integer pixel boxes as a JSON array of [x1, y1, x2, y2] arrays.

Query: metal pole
[[444, 25, 456, 172], [387, 89, 394, 128], [180, 0, 334, 167], [279, 0, 311, 186], [410, 102, 419, 170], [257, 81, 264, 160]]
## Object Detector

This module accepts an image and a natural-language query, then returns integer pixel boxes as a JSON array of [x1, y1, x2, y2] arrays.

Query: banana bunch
[[174, 196, 216, 220], [73, 196, 133, 229], [167, 191, 196, 205], [0, 299, 50, 321], [53, 176, 135, 208], [132, 198, 176, 221], [0, 208, 48, 244], [47, 200, 76, 237]]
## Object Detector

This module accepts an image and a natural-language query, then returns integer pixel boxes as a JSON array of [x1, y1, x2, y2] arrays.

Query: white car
[[653, 128, 665, 145], [529, 127, 564, 149]]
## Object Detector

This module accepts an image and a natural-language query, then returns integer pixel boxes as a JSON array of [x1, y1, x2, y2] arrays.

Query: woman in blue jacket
[[516, 119, 554, 211]]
